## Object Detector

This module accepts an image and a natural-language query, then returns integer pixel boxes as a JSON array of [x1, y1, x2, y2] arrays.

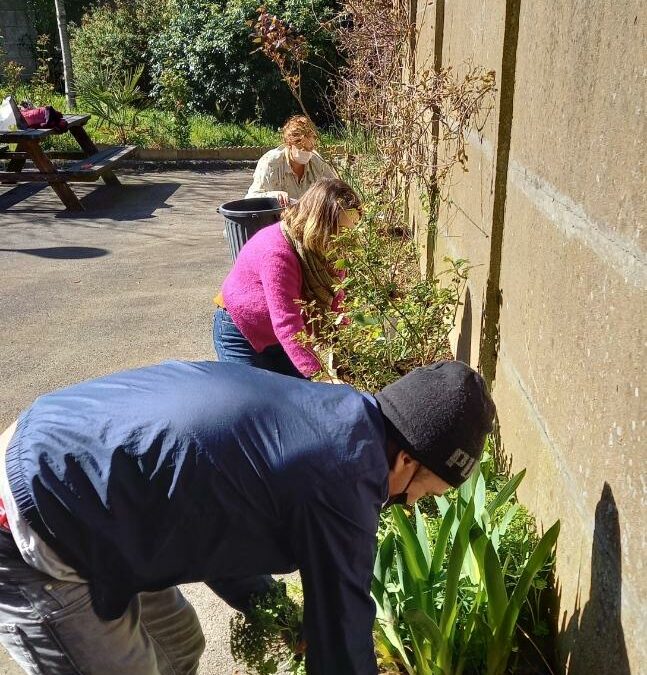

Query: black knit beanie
[[375, 360, 496, 487]]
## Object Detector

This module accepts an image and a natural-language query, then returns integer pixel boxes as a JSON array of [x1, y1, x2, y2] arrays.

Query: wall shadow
[[479, 0, 521, 388], [558, 483, 629, 675], [455, 285, 473, 365], [0, 246, 109, 259]]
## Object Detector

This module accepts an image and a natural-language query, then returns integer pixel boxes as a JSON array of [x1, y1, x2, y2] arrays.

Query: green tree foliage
[[148, 0, 339, 125]]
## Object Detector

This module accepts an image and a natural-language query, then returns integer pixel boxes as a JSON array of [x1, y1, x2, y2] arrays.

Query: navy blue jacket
[[7, 360, 389, 674]]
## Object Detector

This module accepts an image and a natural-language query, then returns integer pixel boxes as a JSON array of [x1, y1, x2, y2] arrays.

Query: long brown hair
[[283, 178, 361, 257]]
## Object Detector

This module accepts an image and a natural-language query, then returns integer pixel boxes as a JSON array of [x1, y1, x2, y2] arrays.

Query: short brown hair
[[282, 115, 318, 148], [283, 178, 361, 257]]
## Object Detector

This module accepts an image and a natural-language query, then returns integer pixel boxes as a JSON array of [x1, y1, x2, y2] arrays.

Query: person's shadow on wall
[[559, 483, 630, 675]]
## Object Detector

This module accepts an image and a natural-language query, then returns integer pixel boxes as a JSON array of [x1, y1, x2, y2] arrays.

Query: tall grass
[[2, 85, 343, 151]]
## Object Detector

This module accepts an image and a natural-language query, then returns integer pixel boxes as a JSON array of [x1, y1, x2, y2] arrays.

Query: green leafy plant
[[27, 34, 56, 105], [0, 60, 23, 97], [303, 193, 469, 391], [157, 63, 191, 148], [77, 65, 149, 144], [373, 461, 559, 675], [0, 34, 25, 98], [229, 582, 305, 675]]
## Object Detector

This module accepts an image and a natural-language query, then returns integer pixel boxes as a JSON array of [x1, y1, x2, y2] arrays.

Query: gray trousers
[[0, 530, 206, 674]]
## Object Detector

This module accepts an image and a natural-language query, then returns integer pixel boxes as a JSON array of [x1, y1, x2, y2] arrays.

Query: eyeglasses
[[342, 206, 363, 219]]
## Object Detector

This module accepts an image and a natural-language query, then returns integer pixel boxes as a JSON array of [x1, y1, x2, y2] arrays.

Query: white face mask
[[290, 147, 313, 165]]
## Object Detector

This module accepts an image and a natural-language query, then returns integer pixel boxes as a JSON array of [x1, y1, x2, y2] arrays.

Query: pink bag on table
[[19, 105, 68, 132]]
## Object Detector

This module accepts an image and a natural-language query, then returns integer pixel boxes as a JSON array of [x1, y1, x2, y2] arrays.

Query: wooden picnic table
[[0, 114, 136, 211]]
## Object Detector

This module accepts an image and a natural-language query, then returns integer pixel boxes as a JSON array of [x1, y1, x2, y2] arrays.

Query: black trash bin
[[218, 197, 284, 261]]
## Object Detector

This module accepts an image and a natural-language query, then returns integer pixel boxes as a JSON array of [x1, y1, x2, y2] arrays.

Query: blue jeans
[[212, 308, 305, 379]]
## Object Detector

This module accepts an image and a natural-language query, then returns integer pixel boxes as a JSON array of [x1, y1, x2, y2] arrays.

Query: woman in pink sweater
[[213, 178, 361, 378]]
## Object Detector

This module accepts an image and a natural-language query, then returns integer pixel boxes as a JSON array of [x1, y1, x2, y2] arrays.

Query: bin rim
[[218, 197, 283, 218]]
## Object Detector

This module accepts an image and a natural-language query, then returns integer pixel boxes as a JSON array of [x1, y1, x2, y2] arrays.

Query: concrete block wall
[[0, 0, 35, 75], [409, 0, 505, 367], [410, 1, 646, 673]]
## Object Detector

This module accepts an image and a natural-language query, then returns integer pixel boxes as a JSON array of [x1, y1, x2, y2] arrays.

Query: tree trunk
[[54, 0, 76, 110]]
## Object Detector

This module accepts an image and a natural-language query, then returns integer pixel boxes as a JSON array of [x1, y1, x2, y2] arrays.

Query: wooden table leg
[[24, 140, 83, 211], [7, 141, 27, 173], [70, 126, 121, 186]]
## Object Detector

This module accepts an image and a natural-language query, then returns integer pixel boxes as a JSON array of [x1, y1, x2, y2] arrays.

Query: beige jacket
[[246, 145, 337, 200]]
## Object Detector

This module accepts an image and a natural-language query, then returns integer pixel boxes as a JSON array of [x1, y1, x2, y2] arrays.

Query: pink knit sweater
[[221, 223, 342, 377]]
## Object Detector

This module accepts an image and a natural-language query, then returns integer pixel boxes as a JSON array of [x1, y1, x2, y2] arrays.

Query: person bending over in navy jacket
[[0, 359, 494, 675]]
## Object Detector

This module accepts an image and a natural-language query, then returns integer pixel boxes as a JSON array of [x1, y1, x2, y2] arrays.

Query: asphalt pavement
[[0, 167, 256, 674]]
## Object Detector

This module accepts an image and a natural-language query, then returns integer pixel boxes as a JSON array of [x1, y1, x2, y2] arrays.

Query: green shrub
[[59, 0, 341, 126], [229, 582, 305, 675], [156, 64, 191, 148], [0, 35, 24, 97], [148, 0, 339, 125], [302, 186, 469, 391], [70, 0, 169, 93], [28, 34, 56, 106]]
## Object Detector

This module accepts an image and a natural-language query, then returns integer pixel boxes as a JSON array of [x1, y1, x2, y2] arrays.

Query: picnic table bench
[[0, 114, 135, 210]]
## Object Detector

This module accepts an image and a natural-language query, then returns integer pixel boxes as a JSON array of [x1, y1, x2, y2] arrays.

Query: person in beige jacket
[[247, 115, 337, 206]]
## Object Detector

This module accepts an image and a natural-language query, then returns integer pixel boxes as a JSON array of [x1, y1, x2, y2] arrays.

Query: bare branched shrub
[[248, 2, 496, 388], [250, 6, 310, 118], [248, 1, 495, 214], [334, 0, 496, 213], [333, 0, 411, 131]]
